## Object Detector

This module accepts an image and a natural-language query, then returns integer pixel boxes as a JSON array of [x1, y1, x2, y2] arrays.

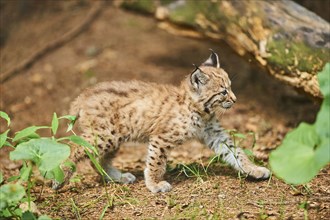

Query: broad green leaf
[[22, 211, 37, 220], [0, 111, 10, 126], [41, 165, 65, 183], [318, 63, 330, 98], [0, 129, 10, 148], [0, 172, 3, 184], [10, 138, 70, 172], [0, 183, 26, 209], [282, 123, 319, 146], [13, 126, 48, 142], [315, 138, 330, 167], [270, 139, 320, 184], [51, 113, 59, 136], [269, 124, 324, 184], [315, 98, 330, 139]]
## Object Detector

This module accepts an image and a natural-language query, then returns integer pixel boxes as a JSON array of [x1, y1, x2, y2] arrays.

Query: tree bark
[[121, 0, 330, 100]]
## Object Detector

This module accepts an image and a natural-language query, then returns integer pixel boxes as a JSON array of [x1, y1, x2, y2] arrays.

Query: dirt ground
[[0, 2, 329, 219]]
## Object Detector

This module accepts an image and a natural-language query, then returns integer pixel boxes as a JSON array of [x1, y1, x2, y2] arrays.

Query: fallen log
[[121, 0, 330, 100]]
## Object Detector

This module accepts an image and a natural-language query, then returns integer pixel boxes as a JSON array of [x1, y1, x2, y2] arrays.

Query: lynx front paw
[[146, 180, 172, 193], [247, 166, 271, 179]]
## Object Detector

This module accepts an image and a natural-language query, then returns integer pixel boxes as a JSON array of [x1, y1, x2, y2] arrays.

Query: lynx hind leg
[[144, 141, 171, 193], [99, 151, 136, 184]]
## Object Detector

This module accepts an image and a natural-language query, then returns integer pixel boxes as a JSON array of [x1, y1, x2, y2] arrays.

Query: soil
[[0, 2, 329, 219]]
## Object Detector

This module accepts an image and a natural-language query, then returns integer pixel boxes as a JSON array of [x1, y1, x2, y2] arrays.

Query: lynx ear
[[201, 50, 220, 68], [190, 66, 209, 90]]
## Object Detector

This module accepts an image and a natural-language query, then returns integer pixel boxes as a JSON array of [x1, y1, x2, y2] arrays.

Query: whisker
[[230, 73, 239, 81]]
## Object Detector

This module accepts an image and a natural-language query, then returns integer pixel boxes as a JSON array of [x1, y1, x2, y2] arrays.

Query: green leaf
[[19, 163, 32, 182], [269, 123, 326, 184], [52, 166, 65, 183], [232, 133, 246, 139], [60, 135, 98, 156], [0, 111, 10, 126], [42, 165, 65, 183], [0, 172, 3, 184], [13, 208, 23, 218], [59, 115, 77, 132], [10, 138, 70, 172], [51, 113, 59, 136], [0, 129, 10, 148], [4, 141, 13, 148], [318, 63, 330, 98], [0, 183, 26, 209], [63, 161, 76, 173], [283, 123, 319, 146], [59, 115, 77, 121], [7, 175, 19, 182], [22, 211, 37, 220], [315, 98, 330, 139], [315, 138, 330, 168], [13, 126, 48, 142]]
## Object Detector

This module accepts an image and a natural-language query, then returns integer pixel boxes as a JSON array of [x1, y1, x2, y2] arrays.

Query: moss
[[121, 0, 156, 14], [159, 0, 177, 6], [267, 39, 330, 74], [166, 1, 225, 28], [167, 1, 204, 26]]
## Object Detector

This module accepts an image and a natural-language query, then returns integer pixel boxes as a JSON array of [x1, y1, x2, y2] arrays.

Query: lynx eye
[[221, 90, 228, 95]]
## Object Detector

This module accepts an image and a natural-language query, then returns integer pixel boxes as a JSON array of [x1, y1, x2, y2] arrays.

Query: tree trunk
[[120, 0, 330, 100]]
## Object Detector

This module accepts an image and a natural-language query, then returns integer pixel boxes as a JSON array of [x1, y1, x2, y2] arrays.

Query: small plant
[[179, 163, 207, 182], [270, 63, 330, 184], [0, 112, 97, 219]]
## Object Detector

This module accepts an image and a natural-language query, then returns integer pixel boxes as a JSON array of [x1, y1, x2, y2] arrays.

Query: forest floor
[[0, 2, 329, 219]]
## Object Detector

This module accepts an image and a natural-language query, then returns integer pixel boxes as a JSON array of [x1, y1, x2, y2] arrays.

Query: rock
[[19, 201, 41, 216]]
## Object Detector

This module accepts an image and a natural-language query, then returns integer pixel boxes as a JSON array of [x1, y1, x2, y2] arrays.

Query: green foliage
[[0, 111, 11, 149], [0, 111, 10, 126], [0, 111, 107, 219], [270, 63, 330, 184], [0, 112, 79, 219], [10, 139, 70, 172], [0, 183, 25, 218]]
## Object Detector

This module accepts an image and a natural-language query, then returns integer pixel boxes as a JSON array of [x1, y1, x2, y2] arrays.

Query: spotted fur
[[54, 51, 270, 193]]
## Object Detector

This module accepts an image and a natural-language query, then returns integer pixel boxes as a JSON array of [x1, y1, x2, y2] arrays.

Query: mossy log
[[120, 0, 330, 99]]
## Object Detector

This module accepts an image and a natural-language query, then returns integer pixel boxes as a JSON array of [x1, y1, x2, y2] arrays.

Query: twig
[[0, 1, 105, 83]]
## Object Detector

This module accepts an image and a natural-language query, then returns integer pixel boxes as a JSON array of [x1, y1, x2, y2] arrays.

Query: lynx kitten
[[55, 51, 270, 193]]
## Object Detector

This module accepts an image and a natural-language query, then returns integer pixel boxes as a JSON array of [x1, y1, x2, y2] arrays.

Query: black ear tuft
[[190, 66, 209, 90], [201, 49, 220, 68]]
